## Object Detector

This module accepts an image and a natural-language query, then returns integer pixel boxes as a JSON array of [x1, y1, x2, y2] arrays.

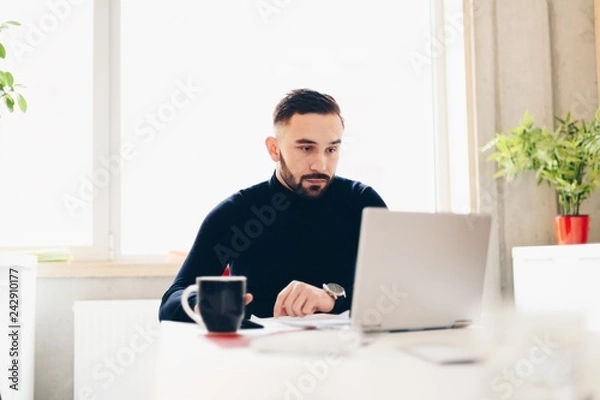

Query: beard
[[279, 154, 332, 199]]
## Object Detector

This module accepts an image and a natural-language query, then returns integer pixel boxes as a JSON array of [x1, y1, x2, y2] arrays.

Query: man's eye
[[328, 147, 338, 153], [301, 147, 312, 152]]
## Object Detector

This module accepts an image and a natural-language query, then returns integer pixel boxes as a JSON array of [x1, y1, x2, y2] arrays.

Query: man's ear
[[265, 136, 280, 162]]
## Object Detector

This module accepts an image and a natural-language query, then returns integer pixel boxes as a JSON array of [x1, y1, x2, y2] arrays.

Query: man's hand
[[273, 280, 334, 317], [194, 293, 253, 313]]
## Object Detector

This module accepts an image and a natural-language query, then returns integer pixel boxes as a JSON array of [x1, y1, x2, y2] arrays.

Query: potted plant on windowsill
[[483, 110, 600, 245], [0, 20, 27, 116]]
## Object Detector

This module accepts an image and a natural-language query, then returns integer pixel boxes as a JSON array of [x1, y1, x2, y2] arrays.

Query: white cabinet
[[512, 244, 600, 330]]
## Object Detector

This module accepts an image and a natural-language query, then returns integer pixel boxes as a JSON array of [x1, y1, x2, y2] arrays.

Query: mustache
[[301, 174, 330, 181]]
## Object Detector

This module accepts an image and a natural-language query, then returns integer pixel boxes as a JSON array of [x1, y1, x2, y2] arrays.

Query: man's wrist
[[319, 289, 335, 313], [330, 296, 349, 314]]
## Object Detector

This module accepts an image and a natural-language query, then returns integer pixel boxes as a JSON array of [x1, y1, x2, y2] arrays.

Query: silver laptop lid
[[350, 208, 491, 332]]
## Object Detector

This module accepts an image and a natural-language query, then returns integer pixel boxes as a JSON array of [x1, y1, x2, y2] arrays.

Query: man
[[159, 89, 387, 322]]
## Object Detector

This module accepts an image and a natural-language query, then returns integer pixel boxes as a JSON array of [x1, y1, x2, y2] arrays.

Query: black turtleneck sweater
[[158, 172, 387, 321]]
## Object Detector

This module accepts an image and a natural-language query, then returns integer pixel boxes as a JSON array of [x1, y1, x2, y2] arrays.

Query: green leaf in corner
[[0, 71, 7, 86], [0, 43, 5, 59], [16, 93, 27, 112], [6, 21, 21, 26]]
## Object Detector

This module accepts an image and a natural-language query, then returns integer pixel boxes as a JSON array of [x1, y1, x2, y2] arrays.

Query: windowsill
[[36, 261, 181, 278]]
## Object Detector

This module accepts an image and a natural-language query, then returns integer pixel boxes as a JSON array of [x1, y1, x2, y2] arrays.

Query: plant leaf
[[5, 72, 14, 87], [0, 43, 5, 59], [16, 93, 27, 112], [493, 169, 509, 179], [522, 110, 534, 127], [0, 21, 20, 31], [3, 94, 15, 112]]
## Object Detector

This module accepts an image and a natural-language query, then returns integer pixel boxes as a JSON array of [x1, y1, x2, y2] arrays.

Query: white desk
[[155, 321, 484, 400], [154, 320, 600, 400]]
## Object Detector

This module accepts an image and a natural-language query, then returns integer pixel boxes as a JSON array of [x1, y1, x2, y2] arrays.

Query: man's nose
[[310, 154, 327, 172]]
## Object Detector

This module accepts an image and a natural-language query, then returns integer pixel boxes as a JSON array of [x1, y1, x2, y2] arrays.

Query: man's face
[[273, 113, 343, 199]]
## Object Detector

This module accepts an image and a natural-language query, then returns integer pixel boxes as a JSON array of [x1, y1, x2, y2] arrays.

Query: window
[[0, 0, 95, 250], [0, 0, 471, 261]]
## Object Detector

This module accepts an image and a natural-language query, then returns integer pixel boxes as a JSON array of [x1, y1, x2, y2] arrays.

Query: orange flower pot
[[553, 215, 589, 245]]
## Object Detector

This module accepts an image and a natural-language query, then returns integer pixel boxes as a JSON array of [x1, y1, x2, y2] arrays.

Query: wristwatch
[[322, 283, 346, 300]]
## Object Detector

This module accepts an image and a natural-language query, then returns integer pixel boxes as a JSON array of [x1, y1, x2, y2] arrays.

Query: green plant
[[482, 109, 600, 216], [0, 20, 27, 115]]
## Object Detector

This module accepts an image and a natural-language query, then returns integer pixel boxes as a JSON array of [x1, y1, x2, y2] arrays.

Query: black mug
[[181, 276, 246, 334]]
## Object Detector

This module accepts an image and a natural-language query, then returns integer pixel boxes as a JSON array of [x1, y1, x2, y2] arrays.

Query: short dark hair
[[273, 89, 344, 128]]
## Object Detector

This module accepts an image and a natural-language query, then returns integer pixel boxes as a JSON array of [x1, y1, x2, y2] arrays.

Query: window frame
[[67, 0, 112, 261]]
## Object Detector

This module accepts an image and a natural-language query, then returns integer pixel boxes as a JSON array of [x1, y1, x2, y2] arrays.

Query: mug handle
[[181, 284, 205, 326]]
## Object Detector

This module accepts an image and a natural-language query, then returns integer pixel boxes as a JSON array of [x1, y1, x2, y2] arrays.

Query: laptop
[[349, 208, 492, 333]]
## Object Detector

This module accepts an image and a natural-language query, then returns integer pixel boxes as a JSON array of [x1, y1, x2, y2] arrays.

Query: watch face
[[327, 283, 344, 295]]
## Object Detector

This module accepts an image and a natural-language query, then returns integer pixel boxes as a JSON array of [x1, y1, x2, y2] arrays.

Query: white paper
[[251, 311, 351, 329]]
